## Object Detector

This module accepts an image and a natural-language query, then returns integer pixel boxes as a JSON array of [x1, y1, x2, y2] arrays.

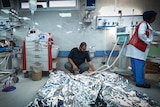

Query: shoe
[[136, 83, 151, 88], [70, 70, 74, 74]]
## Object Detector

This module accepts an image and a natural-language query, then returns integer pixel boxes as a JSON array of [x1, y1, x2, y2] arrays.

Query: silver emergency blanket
[[26, 71, 160, 107]]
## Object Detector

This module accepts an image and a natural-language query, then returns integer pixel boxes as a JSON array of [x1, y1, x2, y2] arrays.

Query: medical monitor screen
[[87, 0, 95, 6], [85, 0, 96, 10], [117, 27, 126, 33], [1, 0, 11, 8]]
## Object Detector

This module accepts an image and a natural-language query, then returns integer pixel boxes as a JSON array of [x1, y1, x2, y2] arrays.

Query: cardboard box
[[145, 61, 160, 73]]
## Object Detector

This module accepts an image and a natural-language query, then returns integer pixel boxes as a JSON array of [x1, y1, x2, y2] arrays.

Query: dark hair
[[10, 41, 16, 47], [143, 10, 157, 23], [80, 42, 87, 47]]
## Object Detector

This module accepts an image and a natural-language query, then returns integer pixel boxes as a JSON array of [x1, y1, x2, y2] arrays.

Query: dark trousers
[[64, 62, 89, 74]]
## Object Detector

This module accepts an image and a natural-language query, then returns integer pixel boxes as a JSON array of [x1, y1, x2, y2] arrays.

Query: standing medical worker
[[126, 10, 160, 88]]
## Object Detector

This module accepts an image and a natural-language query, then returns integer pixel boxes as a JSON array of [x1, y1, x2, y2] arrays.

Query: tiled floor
[[0, 71, 160, 107], [0, 72, 49, 107], [123, 72, 160, 105]]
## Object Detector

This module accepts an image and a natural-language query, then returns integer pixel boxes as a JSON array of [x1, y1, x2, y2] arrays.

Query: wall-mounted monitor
[[1, 0, 12, 9], [85, 0, 96, 11], [116, 26, 126, 33]]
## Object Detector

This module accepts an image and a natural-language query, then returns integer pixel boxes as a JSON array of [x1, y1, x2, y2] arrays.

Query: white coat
[[126, 21, 160, 61]]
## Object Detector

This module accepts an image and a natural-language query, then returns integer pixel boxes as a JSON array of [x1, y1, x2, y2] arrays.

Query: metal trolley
[[0, 49, 19, 86]]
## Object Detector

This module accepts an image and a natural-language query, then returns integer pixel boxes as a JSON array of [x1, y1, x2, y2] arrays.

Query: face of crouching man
[[79, 42, 87, 52]]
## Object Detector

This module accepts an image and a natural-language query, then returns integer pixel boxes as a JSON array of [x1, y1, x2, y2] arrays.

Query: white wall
[[11, 0, 160, 70]]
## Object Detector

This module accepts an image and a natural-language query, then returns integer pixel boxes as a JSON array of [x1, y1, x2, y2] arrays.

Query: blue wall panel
[[58, 50, 119, 57]]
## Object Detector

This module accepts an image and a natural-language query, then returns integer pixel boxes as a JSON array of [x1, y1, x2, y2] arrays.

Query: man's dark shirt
[[68, 48, 91, 66]]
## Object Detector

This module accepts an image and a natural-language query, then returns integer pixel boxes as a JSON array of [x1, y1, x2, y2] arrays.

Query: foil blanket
[[26, 71, 160, 107]]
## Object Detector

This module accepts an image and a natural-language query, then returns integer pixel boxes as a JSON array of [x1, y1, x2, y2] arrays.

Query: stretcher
[[0, 50, 19, 83]]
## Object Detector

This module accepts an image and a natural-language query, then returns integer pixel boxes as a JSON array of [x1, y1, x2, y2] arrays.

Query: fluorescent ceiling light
[[59, 13, 72, 17], [57, 25, 62, 28]]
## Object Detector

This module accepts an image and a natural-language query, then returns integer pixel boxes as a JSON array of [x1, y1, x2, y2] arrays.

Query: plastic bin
[[30, 62, 43, 81]]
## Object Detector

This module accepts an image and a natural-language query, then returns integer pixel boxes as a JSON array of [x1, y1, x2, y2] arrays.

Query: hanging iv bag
[[29, 0, 37, 15]]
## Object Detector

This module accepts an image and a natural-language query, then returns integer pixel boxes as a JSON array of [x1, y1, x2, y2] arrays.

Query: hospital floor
[[0, 71, 160, 107]]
